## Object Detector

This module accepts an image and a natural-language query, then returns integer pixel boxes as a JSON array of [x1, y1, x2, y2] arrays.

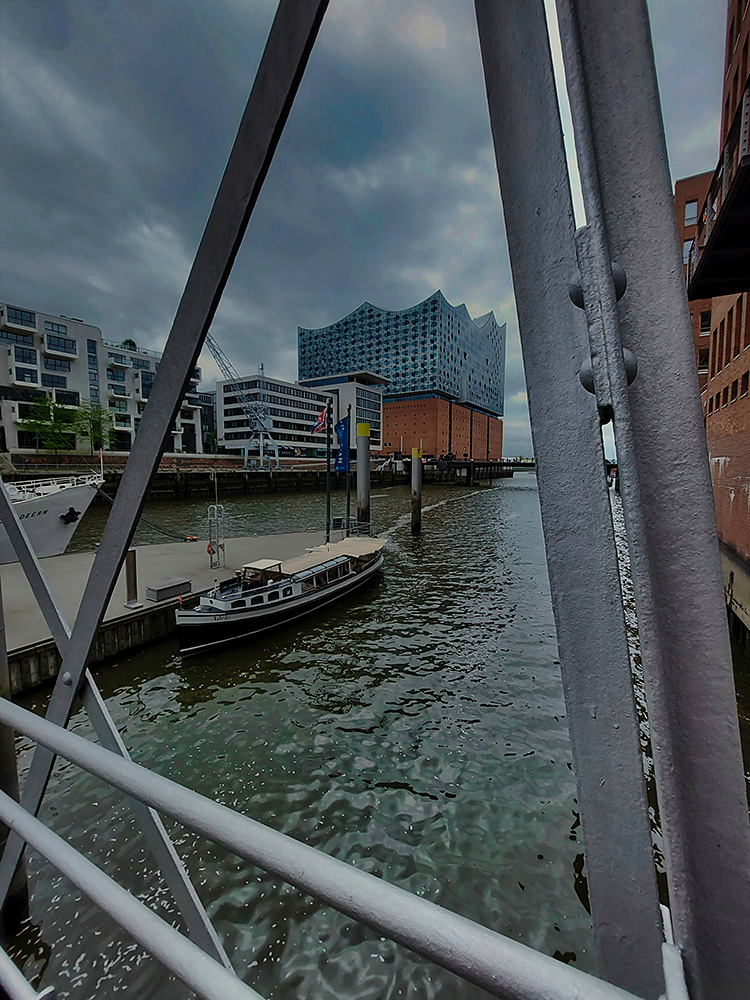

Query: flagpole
[[325, 398, 332, 543], [345, 404, 352, 534]]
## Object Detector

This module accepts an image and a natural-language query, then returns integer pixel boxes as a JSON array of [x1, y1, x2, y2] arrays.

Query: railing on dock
[[0, 1, 747, 998]]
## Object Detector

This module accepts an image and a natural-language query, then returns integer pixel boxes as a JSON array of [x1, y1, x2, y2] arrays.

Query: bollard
[[411, 448, 422, 534], [356, 422, 371, 532], [124, 548, 142, 609], [0, 576, 28, 938]]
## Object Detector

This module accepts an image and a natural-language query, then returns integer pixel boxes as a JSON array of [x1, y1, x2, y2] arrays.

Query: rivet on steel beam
[[569, 262, 627, 309], [568, 272, 584, 309], [612, 262, 627, 301], [579, 348, 638, 395], [61, 672, 72, 686], [623, 349, 637, 385]]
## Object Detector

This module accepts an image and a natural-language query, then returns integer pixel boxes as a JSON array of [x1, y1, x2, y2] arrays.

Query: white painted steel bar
[[0, 482, 232, 967], [0, 789, 262, 1000], [474, 2, 664, 996], [554, 2, 750, 997], [0, 945, 55, 999], [0, 697, 643, 1000], [0, 0, 329, 919]]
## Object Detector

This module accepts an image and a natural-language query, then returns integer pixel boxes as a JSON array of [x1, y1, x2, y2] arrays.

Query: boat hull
[[177, 553, 384, 655], [0, 482, 100, 565]]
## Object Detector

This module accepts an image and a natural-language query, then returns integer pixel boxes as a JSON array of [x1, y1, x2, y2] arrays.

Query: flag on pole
[[334, 415, 349, 471], [310, 407, 327, 433]]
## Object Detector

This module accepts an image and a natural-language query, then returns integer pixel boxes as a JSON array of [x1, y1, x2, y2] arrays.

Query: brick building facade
[[381, 398, 503, 461], [674, 172, 713, 389]]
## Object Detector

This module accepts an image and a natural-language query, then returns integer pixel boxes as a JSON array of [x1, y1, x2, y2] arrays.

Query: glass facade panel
[[44, 357, 71, 372], [15, 367, 38, 383], [7, 307, 35, 328], [46, 334, 77, 354], [42, 373, 67, 389]]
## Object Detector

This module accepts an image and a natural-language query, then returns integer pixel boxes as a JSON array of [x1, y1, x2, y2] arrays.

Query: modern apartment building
[[0, 302, 203, 454], [296, 371, 386, 451], [216, 374, 332, 458], [298, 290, 506, 417]]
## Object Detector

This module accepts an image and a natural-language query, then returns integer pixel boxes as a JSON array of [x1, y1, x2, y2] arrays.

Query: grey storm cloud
[[0, 0, 725, 456]]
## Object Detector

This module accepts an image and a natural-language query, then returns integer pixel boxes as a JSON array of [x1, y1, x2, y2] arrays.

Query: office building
[[199, 391, 217, 452], [298, 290, 506, 417], [216, 374, 332, 458], [381, 397, 503, 460], [296, 371, 386, 451], [0, 302, 203, 454]]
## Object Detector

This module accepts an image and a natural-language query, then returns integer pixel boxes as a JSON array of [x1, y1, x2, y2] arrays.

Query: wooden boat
[[175, 536, 386, 655]]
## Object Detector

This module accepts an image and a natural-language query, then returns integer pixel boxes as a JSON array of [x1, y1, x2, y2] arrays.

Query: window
[[15, 367, 37, 383], [44, 356, 71, 372], [742, 372, 749, 397], [44, 321, 68, 334], [684, 200, 698, 226], [14, 346, 37, 365], [731, 379, 739, 402], [106, 367, 125, 382], [109, 384, 128, 396], [268, 591, 279, 602], [0, 330, 33, 346], [7, 307, 35, 328], [250, 595, 264, 606], [132, 358, 150, 370], [231, 599, 246, 608], [42, 374, 67, 389], [698, 348, 709, 371], [45, 334, 77, 354], [709, 397, 714, 414], [56, 390, 80, 407], [140, 371, 156, 398], [683, 239, 693, 263], [108, 352, 127, 364], [700, 311, 711, 334], [716, 392, 721, 411], [723, 386, 729, 407], [109, 399, 128, 413], [282, 587, 292, 597]]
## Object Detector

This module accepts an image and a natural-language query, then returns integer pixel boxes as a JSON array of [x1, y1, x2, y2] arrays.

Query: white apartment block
[[297, 371, 385, 450], [217, 374, 333, 458], [0, 302, 203, 454]]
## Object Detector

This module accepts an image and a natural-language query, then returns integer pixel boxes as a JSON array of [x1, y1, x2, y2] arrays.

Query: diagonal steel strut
[[474, 2, 664, 996], [0, 0, 329, 943], [0, 480, 231, 966]]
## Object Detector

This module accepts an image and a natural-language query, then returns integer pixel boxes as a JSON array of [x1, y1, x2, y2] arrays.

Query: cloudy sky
[[1, 0, 725, 455]]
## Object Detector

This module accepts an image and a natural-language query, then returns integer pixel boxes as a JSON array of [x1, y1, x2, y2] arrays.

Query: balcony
[[42, 337, 78, 359], [107, 385, 132, 400], [688, 82, 750, 299], [107, 353, 132, 368]]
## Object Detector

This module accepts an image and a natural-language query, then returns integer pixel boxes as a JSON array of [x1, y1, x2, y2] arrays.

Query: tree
[[120, 338, 137, 351], [18, 397, 77, 454], [75, 402, 115, 453]]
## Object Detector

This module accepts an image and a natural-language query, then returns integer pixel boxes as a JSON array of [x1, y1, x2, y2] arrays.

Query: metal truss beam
[[0, 482, 231, 966], [0, 0, 329, 939], [474, 2, 663, 996], [553, 2, 750, 997]]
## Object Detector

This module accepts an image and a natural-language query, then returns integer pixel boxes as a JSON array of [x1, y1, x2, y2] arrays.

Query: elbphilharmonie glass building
[[298, 290, 506, 416]]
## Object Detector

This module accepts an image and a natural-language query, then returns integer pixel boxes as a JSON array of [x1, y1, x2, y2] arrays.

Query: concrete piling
[[411, 448, 422, 534], [356, 423, 371, 532]]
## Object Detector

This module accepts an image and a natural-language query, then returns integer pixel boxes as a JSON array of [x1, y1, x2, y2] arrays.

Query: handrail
[[0, 789, 260, 1000], [0, 697, 642, 1000], [6, 474, 103, 494], [0, 944, 56, 999]]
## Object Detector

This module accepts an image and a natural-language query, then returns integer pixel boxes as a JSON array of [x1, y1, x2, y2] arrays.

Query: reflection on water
[[13, 476, 595, 998]]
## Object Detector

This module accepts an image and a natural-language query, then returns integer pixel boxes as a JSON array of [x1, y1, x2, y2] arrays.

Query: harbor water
[[11, 474, 596, 998]]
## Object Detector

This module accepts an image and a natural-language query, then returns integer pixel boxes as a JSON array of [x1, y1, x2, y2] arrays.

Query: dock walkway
[[2, 531, 326, 694]]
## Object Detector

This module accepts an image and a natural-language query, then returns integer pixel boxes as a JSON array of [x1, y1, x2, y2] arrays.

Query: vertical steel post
[[356, 422, 371, 531], [555, 3, 750, 996], [0, 576, 27, 938], [325, 399, 332, 543], [411, 448, 422, 534], [474, 2, 664, 995]]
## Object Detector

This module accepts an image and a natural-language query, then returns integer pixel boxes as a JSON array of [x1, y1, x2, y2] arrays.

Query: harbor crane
[[204, 333, 279, 468]]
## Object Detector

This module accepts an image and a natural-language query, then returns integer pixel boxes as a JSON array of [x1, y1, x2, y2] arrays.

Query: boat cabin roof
[[282, 536, 386, 575], [242, 558, 284, 572]]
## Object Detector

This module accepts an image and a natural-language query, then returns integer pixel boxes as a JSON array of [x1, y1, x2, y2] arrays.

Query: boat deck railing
[[5, 473, 103, 497]]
